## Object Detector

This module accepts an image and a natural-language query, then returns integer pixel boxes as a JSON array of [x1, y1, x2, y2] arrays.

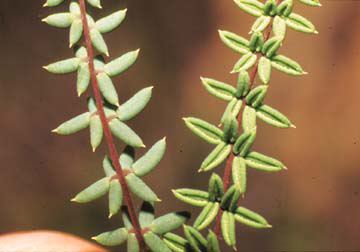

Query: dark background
[[0, 0, 359, 251]]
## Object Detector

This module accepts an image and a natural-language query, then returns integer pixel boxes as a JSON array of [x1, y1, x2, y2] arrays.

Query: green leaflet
[[236, 70, 250, 98], [104, 50, 140, 77], [127, 234, 140, 252], [163, 233, 189, 252], [258, 57, 272, 84], [44, 58, 80, 74], [42, 13, 73, 28], [220, 98, 242, 125], [297, 0, 321, 7], [103, 156, 116, 177], [263, 0, 278, 16], [201, 77, 236, 101], [96, 73, 119, 106], [222, 114, 238, 143], [251, 16, 271, 33], [90, 29, 109, 56], [119, 146, 135, 168], [183, 226, 207, 252], [183, 117, 223, 145], [139, 202, 155, 228], [109, 119, 144, 148], [277, 0, 293, 17], [151, 212, 190, 235], [77, 62, 90, 96], [232, 157, 247, 194], [144, 232, 172, 252], [172, 189, 209, 207], [234, 0, 264, 17], [249, 32, 264, 52], [256, 104, 294, 128], [92, 228, 128, 246], [207, 231, 221, 252], [271, 54, 306, 76], [233, 127, 256, 157], [245, 85, 268, 108], [117, 87, 153, 121], [232, 52, 257, 73], [53, 112, 90, 135], [234, 207, 271, 228], [242, 105, 257, 132], [221, 211, 236, 249], [43, 0, 65, 7], [90, 115, 103, 152], [108, 180, 122, 218], [245, 151, 286, 171], [220, 185, 241, 212], [285, 13, 318, 34], [262, 36, 283, 58], [96, 9, 127, 33], [218, 30, 250, 54], [69, 19, 83, 47], [125, 173, 159, 202], [200, 142, 231, 172], [273, 16, 287, 38], [208, 173, 224, 202], [72, 177, 110, 203], [132, 138, 166, 177], [87, 0, 102, 9], [193, 202, 220, 230]]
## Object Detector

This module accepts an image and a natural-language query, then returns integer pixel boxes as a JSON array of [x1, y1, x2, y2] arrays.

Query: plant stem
[[213, 21, 275, 239], [78, 1, 146, 250]]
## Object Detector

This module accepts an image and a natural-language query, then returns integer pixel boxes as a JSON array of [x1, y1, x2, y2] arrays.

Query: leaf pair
[[43, 2, 126, 52], [93, 202, 190, 252], [53, 87, 152, 150], [45, 46, 139, 101], [72, 139, 166, 217]]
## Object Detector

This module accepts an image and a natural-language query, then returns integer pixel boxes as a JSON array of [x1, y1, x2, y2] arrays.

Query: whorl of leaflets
[[42, 1, 190, 251], [172, 0, 321, 251]]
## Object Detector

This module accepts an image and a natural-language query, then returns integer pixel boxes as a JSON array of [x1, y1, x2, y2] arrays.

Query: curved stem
[[78, 1, 146, 250]]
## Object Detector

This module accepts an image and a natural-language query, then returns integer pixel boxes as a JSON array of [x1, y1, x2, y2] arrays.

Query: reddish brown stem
[[213, 20, 275, 239], [78, 1, 146, 250]]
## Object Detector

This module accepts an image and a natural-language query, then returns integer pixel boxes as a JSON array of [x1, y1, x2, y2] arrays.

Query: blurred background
[[0, 0, 359, 251]]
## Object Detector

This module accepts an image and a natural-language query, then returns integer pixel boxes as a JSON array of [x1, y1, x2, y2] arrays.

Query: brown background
[[0, 0, 359, 251]]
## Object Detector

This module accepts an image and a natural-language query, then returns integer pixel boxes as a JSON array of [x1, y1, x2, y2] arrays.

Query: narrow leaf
[[232, 156, 247, 195], [234, 0, 264, 17], [245, 151, 286, 171], [183, 226, 207, 252], [90, 29, 109, 56], [220, 98, 242, 125], [144, 232, 172, 252], [256, 104, 294, 128], [127, 234, 140, 252], [119, 146, 136, 168], [43, 0, 65, 7], [242, 105, 257, 132], [201, 77, 236, 101], [193, 202, 220, 230], [220, 185, 241, 212], [245, 85, 268, 108], [104, 50, 140, 77], [273, 16, 287, 38], [54, 112, 90, 135], [77, 62, 90, 97], [200, 142, 231, 172], [297, 0, 321, 6], [151, 212, 190, 235], [92, 228, 128, 246], [234, 207, 271, 228], [271, 54, 305, 75], [285, 13, 317, 34], [108, 180, 122, 218], [109, 119, 144, 148], [132, 138, 166, 177], [184, 117, 223, 145], [44, 58, 80, 74], [258, 57, 272, 84], [72, 177, 110, 203], [126, 173, 159, 202], [90, 115, 103, 152], [96, 9, 127, 33], [103, 156, 116, 177], [233, 127, 256, 156], [42, 13, 73, 28], [172, 189, 209, 207], [117, 87, 153, 121], [208, 173, 224, 202], [163, 233, 189, 252], [251, 15, 271, 33], [96, 73, 119, 106], [87, 0, 102, 9], [232, 52, 257, 73], [207, 231, 220, 252], [221, 211, 236, 249], [69, 19, 83, 47], [218, 30, 250, 54]]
